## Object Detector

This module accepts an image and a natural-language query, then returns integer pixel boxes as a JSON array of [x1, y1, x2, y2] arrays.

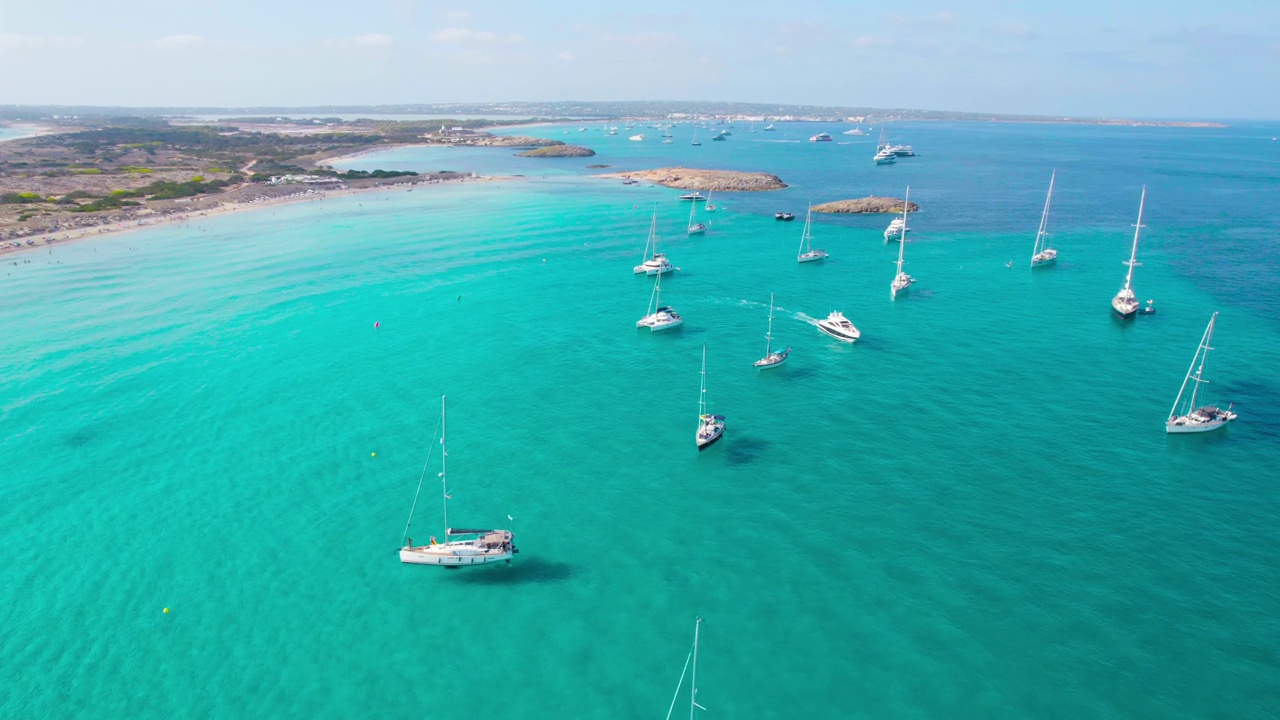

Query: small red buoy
[[374, 321, 380, 329]]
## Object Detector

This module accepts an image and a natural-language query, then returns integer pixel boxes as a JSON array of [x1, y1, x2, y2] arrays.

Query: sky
[[1, 0, 1278, 119]]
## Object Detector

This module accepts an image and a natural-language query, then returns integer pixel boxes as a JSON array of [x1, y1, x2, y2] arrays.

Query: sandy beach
[[0, 173, 510, 258]]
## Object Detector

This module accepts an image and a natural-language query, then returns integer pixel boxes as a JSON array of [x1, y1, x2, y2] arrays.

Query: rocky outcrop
[[585, 164, 611, 169], [811, 196, 919, 214], [597, 167, 786, 192], [516, 145, 596, 158]]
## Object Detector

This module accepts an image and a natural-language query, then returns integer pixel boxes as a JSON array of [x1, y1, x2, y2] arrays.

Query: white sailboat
[[890, 186, 915, 298], [796, 205, 828, 263], [634, 209, 676, 275], [400, 396, 518, 567], [687, 197, 707, 235], [637, 269, 684, 332], [664, 618, 707, 720], [704, 192, 716, 213], [1031, 170, 1059, 267], [696, 346, 725, 449], [1166, 312, 1238, 433], [753, 293, 790, 368], [691, 128, 701, 146], [1111, 187, 1147, 319]]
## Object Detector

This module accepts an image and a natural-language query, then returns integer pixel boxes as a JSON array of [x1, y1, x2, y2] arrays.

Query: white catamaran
[[1166, 312, 1238, 433], [400, 396, 518, 567], [890, 186, 915, 299], [796, 205, 828, 263], [664, 618, 707, 720], [634, 209, 676, 275], [753, 293, 790, 368], [1112, 187, 1147, 320], [1031, 170, 1059, 268], [696, 345, 725, 449], [637, 269, 684, 332]]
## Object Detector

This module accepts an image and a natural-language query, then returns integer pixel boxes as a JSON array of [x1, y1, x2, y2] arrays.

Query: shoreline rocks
[[597, 167, 786, 192], [812, 197, 919, 214]]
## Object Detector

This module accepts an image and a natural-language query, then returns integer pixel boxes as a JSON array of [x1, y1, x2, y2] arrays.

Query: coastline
[[0, 122, 63, 142], [0, 173, 512, 258]]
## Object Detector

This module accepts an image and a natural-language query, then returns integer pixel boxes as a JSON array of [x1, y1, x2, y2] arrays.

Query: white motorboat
[[763, 124, 776, 131], [753, 293, 790, 369], [890, 186, 915, 298], [630, 134, 645, 141], [1031, 170, 1059, 267], [816, 311, 861, 342], [399, 396, 518, 567], [1111, 187, 1147, 319], [810, 132, 833, 142], [637, 270, 683, 331], [888, 144, 915, 156], [679, 192, 706, 202], [796, 205, 828, 263], [696, 346, 725, 449], [884, 216, 910, 242], [1166, 312, 1238, 433], [843, 128, 866, 135], [874, 148, 897, 165], [634, 209, 676, 275]]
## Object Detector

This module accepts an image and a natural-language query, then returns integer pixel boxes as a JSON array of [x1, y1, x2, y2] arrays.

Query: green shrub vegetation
[[1, 192, 43, 204]]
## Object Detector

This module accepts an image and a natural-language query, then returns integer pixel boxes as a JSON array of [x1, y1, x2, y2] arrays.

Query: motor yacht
[[816, 311, 861, 342]]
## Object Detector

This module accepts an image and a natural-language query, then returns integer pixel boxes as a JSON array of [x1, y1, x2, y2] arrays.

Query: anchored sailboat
[[753, 293, 790, 368], [634, 208, 675, 275], [400, 396, 518, 567], [1031, 170, 1059, 267], [696, 346, 725, 449], [637, 269, 684, 332], [688, 196, 707, 235], [1167, 312, 1238, 433], [890, 186, 915, 299], [796, 205, 828, 263], [1111, 187, 1147, 319]]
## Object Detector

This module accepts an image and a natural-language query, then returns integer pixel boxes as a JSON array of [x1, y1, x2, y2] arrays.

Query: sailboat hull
[[753, 350, 790, 368], [400, 547, 515, 566], [797, 252, 827, 263], [696, 427, 725, 450], [1165, 419, 1231, 434]]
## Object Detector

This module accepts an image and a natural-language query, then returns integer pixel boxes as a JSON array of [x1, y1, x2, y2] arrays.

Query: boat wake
[[793, 312, 822, 326]]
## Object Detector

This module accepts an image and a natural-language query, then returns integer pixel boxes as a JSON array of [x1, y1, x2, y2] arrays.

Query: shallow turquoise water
[[3, 121, 1279, 719]]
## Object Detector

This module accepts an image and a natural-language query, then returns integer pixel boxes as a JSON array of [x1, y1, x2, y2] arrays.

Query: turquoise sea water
[[3, 121, 1279, 719]]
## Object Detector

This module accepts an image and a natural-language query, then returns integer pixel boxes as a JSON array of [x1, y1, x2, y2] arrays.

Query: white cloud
[[0, 34, 84, 49], [354, 33, 394, 47], [992, 21, 1032, 37], [429, 27, 525, 44], [324, 34, 394, 48], [852, 35, 894, 48], [889, 11, 958, 27], [556, 51, 573, 61], [156, 34, 204, 48]]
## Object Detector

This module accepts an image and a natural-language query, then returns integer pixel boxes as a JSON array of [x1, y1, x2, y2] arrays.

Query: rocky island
[[516, 145, 596, 158], [812, 197, 919, 214], [598, 167, 786, 192]]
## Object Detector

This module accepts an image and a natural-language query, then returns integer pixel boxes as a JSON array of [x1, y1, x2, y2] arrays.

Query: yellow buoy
[[163, 608, 169, 614], [371, 452, 376, 457]]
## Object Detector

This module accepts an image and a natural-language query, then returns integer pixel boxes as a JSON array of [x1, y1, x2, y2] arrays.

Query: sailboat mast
[[799, 205, 812, 255], [440, 394, 449, 537], [1188, 313, 1217, 411], [699, 345, 708, 417], [689, 617, 702, 720], [1124, 187, 1146, 291], [764, 293, 775, 355], [648, 207, 658, 261], [1035, 170, 1056, 257], [897, 186, 910, 263], [688, 197, 696, 228]]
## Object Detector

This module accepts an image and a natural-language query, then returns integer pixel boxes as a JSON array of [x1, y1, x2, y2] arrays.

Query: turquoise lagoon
[[2, 120, 1279, 718]]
